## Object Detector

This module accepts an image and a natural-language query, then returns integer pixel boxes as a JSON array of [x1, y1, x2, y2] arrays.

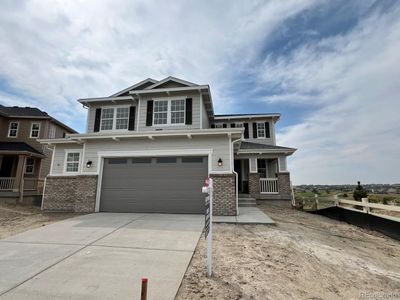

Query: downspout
[[231, 137, 242, 216]]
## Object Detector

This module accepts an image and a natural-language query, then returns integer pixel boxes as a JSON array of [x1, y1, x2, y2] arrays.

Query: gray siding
[[213, 118, 275, 145], [50, 135, 231, 175], [138, 93, 201, 131], [201, 98, 210, 129]]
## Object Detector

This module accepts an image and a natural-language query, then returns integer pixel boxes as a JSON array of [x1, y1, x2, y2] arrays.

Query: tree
[[312, 188, 319, 195], [353, 181, 368, 201]]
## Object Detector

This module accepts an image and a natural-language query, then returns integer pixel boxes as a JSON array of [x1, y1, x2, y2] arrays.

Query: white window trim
[[25, 158, 35, 174], [100, 105, 131, 132], [30, 122, 41, 138], [235, 122, 244, 128], [63, 150, 82, 174], [256, 122, 266, 139], [8, 121, 19, 138], [153, 98, 186, 126]]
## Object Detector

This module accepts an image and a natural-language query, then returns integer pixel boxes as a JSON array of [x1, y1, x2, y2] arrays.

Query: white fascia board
[[129, 85, 209, 95], [110, 78, 158, 97], [144, 76, 198, 90], [78, 96, 136, 106], [38, 138, 81, 145], [67, 128, 242, 139], [237, 149, 296, 155], [213, 114, 281, 120]]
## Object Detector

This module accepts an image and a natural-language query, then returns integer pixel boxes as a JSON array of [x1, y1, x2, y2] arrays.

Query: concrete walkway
[[0, 213, 203, 300], [213, 207, 275, 224]]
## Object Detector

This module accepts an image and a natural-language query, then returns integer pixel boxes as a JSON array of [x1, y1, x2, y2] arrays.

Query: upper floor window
[[100, 107, 129, 131], [214, 123, 223, 128], [30, 123, 40, 138], [25, 158, 35, 174], [153, 99, 185, 126], [8, 122, 19, 137], [65, 151, 81, 173], [257, 123, 266, 138]]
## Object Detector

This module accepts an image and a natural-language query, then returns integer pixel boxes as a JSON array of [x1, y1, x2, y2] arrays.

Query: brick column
[[210, 173, 236, 216], [249, 173, 260, 199], [277, 172, 291, 200], [42, 175, 98, 212]]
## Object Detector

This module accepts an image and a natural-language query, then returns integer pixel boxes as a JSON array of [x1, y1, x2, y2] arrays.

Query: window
[[8, 122, 19, 137], [108, 158, 127, 164], [214, 123, 223, 128], [182, 157, 203, 163], [171, 99, 185, 124], [25, 158, 35, 174], [30, 123, 40, 138], [153, 101, 168, 125], [115, 107, 129, 130], [49, 125, 56, 138], [100, 108, 114, 130], [257, 159, 267, 178], [257, 123, 266, 138], [132, 157, 152, 164], [156, 157, 177, 163], [235, 123, 244, 128], [153, 99, 185, 125], [65, 152, 80, 173]]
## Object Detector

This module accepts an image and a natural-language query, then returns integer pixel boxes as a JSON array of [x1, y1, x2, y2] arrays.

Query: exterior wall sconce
[[217, 158, 223, 166], [86, 160, 93, 168]]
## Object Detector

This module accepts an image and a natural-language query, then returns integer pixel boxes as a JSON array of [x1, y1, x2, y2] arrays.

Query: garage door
[[100, 156, 208, 213]]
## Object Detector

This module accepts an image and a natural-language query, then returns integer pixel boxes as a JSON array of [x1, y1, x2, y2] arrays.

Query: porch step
[[238, 193, 251, 198], [238, 197, 257, 207]]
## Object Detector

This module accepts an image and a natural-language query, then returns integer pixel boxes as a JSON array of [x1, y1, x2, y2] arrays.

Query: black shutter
[[252, 123, 257, 138], [223, 123, 227, 128], [146, 100, 153, 126], [265, 122, 270, 138], [211, 124, 215, 128], [185, 98, 192, 125], [94, 108, 101, 132], [230, 123, 235, 128], [128, 106, 136, 131], [244, 123, 249, 138]]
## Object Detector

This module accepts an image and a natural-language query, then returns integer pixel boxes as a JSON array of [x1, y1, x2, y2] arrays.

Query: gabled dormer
[[78, 77, 214, 134]]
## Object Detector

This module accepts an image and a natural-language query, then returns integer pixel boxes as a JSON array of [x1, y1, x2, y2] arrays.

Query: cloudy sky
[[1, 0, 399, 184]]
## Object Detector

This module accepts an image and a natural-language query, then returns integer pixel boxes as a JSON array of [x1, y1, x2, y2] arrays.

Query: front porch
[[0, 152, 45, 203], [234, 156, 293, 201]]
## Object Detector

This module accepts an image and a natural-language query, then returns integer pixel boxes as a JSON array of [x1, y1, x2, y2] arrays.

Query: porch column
[[13, 155, 26, 201], [249, 173, 260, 199], [277, 172, 291, 200]]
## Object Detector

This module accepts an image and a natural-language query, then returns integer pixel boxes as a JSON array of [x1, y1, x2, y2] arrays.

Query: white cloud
[[0, 0, 318, 130], [263, 6, 400, 184]]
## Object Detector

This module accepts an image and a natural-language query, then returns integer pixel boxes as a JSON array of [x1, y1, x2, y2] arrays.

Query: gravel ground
[[0, 202, 79, 239], [176, 201, 400, 300]]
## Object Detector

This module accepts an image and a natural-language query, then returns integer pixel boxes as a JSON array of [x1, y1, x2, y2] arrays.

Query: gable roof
[[238, 141, 296, 155], [0, 104, 77, 133], [144, 76, 198, 90], [110, 78, 158, 97]]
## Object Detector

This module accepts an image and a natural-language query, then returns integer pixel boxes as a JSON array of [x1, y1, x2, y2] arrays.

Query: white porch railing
[[260, 178, 279, 194], [0, 177, 16, 190]]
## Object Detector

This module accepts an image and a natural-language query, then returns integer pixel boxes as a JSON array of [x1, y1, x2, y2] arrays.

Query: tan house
[[40, 77, 296, 215], [0, 105, 77, 203]]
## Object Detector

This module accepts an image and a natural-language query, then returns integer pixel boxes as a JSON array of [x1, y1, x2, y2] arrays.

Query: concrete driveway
[[0, 213, 203, 300]]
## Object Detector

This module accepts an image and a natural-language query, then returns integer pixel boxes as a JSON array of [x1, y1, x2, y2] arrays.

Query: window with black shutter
[[252, 123, 257, 138], [128, 106, 136, 131], [94, 108, 102, 132], [244, 123, 249, 138], [185, 98, 192, 125], [265, 122, 270, 138], [146, 100, 154, 126]]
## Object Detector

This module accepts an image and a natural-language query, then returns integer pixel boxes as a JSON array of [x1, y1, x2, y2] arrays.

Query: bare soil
[[0, 202, 79, 239], [176, 201, 400, 300]]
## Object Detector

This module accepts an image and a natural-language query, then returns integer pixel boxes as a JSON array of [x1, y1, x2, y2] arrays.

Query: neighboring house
[[0, 105, 77, 203], [39, 77, 296, 216]]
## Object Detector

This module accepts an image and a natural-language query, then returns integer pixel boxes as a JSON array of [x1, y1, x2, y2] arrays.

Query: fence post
[[314, 194, 318, 210], [361, 197, 370, 213]]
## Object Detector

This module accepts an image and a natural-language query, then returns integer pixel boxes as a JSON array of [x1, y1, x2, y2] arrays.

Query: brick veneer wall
[[249, 173, 261, 199], [42, 175, 98, 212], [277, 172, 291, 200], [210, 173, 237, 216]]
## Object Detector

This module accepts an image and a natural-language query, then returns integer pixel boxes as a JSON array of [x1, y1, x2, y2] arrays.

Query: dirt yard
[[176, 201, 400, 300], [0, 203, 78, 239]]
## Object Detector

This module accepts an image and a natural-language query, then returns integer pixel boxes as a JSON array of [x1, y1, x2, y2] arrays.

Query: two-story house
[[39, 77, 296, 216], [0, 105, 77, 203]]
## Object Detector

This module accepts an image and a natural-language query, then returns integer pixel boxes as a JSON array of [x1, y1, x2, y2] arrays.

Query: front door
[[0, 156, 15, 177], [234, 160, 242, 192]]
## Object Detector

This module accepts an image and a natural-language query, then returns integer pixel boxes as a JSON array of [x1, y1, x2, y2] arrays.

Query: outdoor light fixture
[[86, 160, 93, 168], [217, 158, 223, 166]]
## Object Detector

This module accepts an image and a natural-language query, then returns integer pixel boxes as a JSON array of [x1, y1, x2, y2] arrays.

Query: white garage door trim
[[94, 149, 213, 212]]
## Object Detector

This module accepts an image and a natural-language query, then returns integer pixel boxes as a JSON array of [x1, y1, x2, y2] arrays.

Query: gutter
[[231, 137, 242, 216]]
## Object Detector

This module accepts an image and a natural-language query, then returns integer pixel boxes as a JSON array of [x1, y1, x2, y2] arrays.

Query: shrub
[[342, 193, 348, 198], [382, 197, 390, 205], [353, 181, 368, 201]]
